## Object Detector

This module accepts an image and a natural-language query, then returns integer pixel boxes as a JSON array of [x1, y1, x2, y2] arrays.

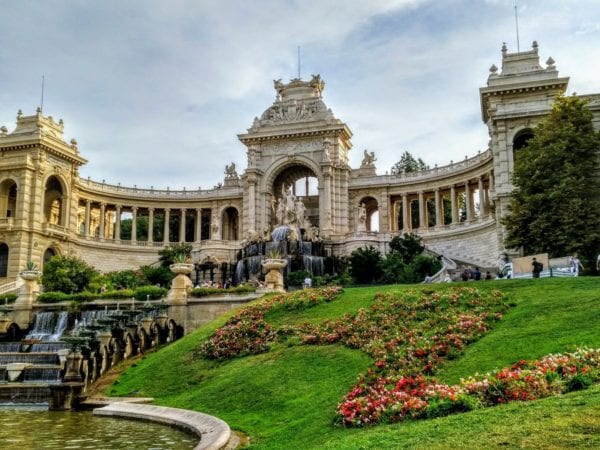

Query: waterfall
[[234, 259, 245, 285], [302, 255, 325, 276], [49, 312, 68, 341], [26, 311, 69, 341]]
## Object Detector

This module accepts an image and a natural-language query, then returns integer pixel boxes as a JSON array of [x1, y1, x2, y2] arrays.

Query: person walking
[[569, 254, 584, 276], [532, 258, 543, 278]]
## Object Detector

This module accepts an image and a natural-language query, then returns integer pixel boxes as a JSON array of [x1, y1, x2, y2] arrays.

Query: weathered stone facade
[[0, 43, 598, 281]]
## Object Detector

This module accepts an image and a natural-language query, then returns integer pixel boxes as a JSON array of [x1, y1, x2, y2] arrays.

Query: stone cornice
[[0, 140, 87, 166], [238, 124, 352, 144], [480, 77, 569, 122]]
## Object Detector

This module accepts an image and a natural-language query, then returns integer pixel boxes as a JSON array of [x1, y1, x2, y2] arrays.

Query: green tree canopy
[[41, 255, 98, 293], [349, 246, 382, 284], [503, 95, 600, 269], [391, 151, 429, 175]]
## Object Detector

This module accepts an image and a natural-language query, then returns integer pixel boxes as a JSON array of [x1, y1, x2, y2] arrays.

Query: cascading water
[[236, 222, 326, 285], [25, 311, 69, 341]]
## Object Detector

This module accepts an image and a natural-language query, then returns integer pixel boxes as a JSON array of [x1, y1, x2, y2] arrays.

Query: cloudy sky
[[1, 0, 599, 189]]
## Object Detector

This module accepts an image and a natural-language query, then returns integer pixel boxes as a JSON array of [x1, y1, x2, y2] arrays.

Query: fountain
[[0, 303, 182, 408], [234, 187, 326, 288]]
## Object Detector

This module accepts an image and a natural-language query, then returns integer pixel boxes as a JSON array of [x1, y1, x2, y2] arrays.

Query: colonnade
[[391, 174, 493, 233], [78, 201, 213, 244]]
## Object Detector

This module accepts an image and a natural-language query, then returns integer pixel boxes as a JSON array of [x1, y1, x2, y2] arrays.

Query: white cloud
[[0, 0, 599, 188]]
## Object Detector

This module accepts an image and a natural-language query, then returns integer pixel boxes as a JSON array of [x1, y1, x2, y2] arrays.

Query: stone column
[[465, 181, 473, 222], [195, 208, 201, 242], [163, 208, 170, 243], [131, 207, 138, 243], [84, 200, 91, 236], [418, 191, 425, 229], [247, 176, 256, 232], [115, 205, 121, 240], [99, 203, 106, 238], [147, 208, 154, 242], [478, 176, 486, 218], [450, 185, 458, 225], [402, 193, 409, 232], [179, 208, 186, 242], [435, 188, 442, 228], [321, 170, 332, 236]]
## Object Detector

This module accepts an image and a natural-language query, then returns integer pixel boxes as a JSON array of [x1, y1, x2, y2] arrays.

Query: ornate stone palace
[[0, 43, 598, 282]]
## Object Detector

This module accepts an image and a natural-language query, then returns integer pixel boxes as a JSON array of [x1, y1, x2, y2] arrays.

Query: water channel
[[0, 406, 197, 449]]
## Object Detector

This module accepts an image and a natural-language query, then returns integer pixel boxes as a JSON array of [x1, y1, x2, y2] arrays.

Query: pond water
[[0, 406, 197, 449]]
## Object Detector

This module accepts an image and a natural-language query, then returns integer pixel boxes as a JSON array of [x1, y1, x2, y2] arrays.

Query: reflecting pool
[[0, 407, 197, 449]]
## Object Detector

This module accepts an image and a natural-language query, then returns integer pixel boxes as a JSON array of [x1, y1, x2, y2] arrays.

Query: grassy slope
[[109, 277, 600, 449]]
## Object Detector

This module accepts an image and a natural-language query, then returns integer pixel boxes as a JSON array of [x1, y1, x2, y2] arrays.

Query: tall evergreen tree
[[391, 151, 429, 174], [503, 95, 600, 269]]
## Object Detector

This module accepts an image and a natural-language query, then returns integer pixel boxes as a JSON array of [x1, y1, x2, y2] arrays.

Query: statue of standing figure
[[357, 202, 367, 231]]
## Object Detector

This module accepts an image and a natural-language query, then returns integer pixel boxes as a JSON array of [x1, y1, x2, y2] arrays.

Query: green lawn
[[109, 277, 600, 449]]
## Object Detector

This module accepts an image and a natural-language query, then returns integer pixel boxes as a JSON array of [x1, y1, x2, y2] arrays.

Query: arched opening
[[43, 248, 57, 266], [272, 165, 319, 229], [359, 196, 379, 232], [0, 243, 8, 277], [44, 176, 65, 225], [0, 180, 18, 219], [222, 207, 239, 240], [513, 129, 534, 164]]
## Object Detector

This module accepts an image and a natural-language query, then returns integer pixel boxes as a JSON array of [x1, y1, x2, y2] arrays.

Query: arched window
[[222, 207, 239, 240], [43, 248, 57, 266], [359, 196, 379, 232], [0, 180, 18, 219], [0, 243, 8, 277], [513, 129, 535, 164], [44, 176, 65, 225]]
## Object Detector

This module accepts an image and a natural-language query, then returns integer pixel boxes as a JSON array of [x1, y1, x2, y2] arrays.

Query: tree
[[381, 234, 441, 283], [41, 256, 98, 293], [503, 95, 600, 270], [391, 151, 429, 175], [349, 246, 382, 284], [389, 233, 424, 264]]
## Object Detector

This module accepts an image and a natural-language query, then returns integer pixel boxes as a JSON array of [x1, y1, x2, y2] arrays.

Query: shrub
[[288, 270, 310, 287], [140, 265, 174, 287], [133, 285, 168, 301], [37, 291, 72, 303], [349, 246, 382, 284], [99, 289, 135, 299], [0, 293, 18, 304], [41, 256, 98, 293], [72, 291, 97, 303]]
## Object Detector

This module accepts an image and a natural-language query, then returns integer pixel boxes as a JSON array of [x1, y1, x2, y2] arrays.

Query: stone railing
[[77, 177, 242, 199], [76, 234, 168, 248], [351, 149, 492, 186], [42, 222, 70, 238]]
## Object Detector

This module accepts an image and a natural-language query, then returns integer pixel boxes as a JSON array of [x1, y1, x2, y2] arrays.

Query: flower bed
[[337, 347, 600, 426], [199, 286, 343, 360], [198, 286, 600, 427]]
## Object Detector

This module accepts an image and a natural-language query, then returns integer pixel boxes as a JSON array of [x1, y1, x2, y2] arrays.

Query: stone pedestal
[[261, 259, 287, 293], [167, 264, 194, 305], [12, 271, 40, 330], [63, 351, 84, 383]]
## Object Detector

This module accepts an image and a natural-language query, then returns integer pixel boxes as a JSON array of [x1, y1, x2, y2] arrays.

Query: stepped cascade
[[0, 304, 182, 407]]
